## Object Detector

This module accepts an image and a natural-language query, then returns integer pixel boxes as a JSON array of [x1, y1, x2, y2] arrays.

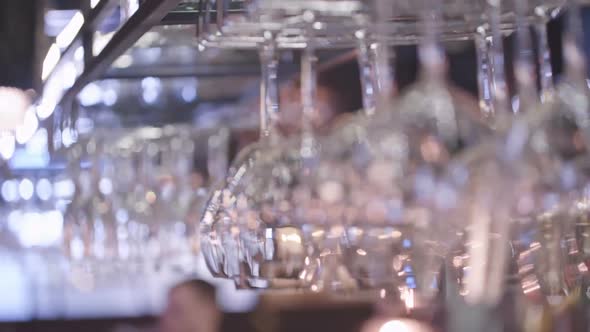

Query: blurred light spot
[[560, 163, 577, 190], [406, 276, 416, 289], [403, 239, 411, 248], [142, 88, 159, 104], [18, 179, 34, 200], [319, 181, 343, 204], [0, 87, 29, 131], [420, 136, 442, 162], [79, 83, 102, 106], [54, 179, 75, 198], [99, 178, 113, 195], [74, 45, 84, 62], [36, 178, 53, 201], [116, 209, 129, 224], [125, 0, 139, 16], [15, 109, 39, 144], [181, 84, 197, 102], [36, 96, 58, 120], [511, 96, 520, 113], [114, 54, 133, 68], [71, 237, 84, 260], [141, 77, 161, 104], [379, 320, 410, 332], [1, 180, 18, 202], [55, 11, 84, 49], [141, 77, 161, 90], [0, 134, 16, 160], [42, 44, 61, 80], [61, 128, 77, 147], [145, 191, 156, 204], [76, 117, 94, 134], [62, 62, 78, 89], [25, 128, 48, 155], [93, 31, 115, 55], [15, 210, 63, 247], [102, 89, 118, 106]]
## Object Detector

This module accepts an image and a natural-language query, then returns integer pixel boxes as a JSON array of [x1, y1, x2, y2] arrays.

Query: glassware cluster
[[3, 0, 590, 328], [197, 0, 590, 318], [60, 125, 230, 280]]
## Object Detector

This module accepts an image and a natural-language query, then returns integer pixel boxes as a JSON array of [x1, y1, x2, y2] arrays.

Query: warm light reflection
[[0, 87, 29, 131], [380, 320, 411, 332], [113, 54, 133, 68], [280, 232, 302, 244], [380, 319, 431, 332], [401, 287, 415, 310], [93, 31, 116, 55], [0, 134, 16, 160], [363, 318, 433, 332]]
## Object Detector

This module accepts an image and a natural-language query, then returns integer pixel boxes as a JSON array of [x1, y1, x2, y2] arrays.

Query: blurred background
[[0, 0, 589, 331]]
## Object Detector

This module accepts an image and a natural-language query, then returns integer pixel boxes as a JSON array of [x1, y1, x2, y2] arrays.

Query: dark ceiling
[[0, 0, 82, 90], [0, 1, 37, 89]]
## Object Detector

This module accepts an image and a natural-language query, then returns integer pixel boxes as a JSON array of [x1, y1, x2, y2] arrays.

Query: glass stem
[[417, 0, 445, 81], [534, 15, 554, 103], [374, 0, 395, 107], [259, 37, 280, 142], [207, 127, 230, 186], [475, 27, 494, 117], [375, 43, 394, 107], [357, 30, 377, 115], [514, 0, 538, 113], [563, 0, 587, 83], [300, 44, 318, 158], [300, 12, 319, 163], [487, 0, 509, 115]]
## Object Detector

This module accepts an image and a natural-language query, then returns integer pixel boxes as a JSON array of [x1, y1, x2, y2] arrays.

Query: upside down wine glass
[[303, 0, 493, 307], [450, 0, 590, 315], [200, 31, 291, 286]]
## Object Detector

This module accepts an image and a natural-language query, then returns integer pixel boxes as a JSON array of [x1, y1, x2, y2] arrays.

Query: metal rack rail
[[39, 0, 186, 122]]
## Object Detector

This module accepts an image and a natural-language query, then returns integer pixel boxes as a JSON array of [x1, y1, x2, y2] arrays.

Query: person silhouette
[[160, 280, 221, 332]]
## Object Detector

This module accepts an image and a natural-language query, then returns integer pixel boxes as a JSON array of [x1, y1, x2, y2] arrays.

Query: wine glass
[[448, 0, 590, 313], [291, 0, 494, 307], [62, 137, 97, 265], [199, 33, 287, 284], [199, 1, 367, 288], [514, 0, 590, 308]]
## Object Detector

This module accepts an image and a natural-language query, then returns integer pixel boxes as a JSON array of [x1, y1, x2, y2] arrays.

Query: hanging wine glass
[[516, 0, 590, 306], [293, 0, 494, 307], [448, 0, 590, 310], [211, 32, 336, 290], [62, 136, 98, 266], [200, 31, 290, 285], [200, 2, 366, 289]]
